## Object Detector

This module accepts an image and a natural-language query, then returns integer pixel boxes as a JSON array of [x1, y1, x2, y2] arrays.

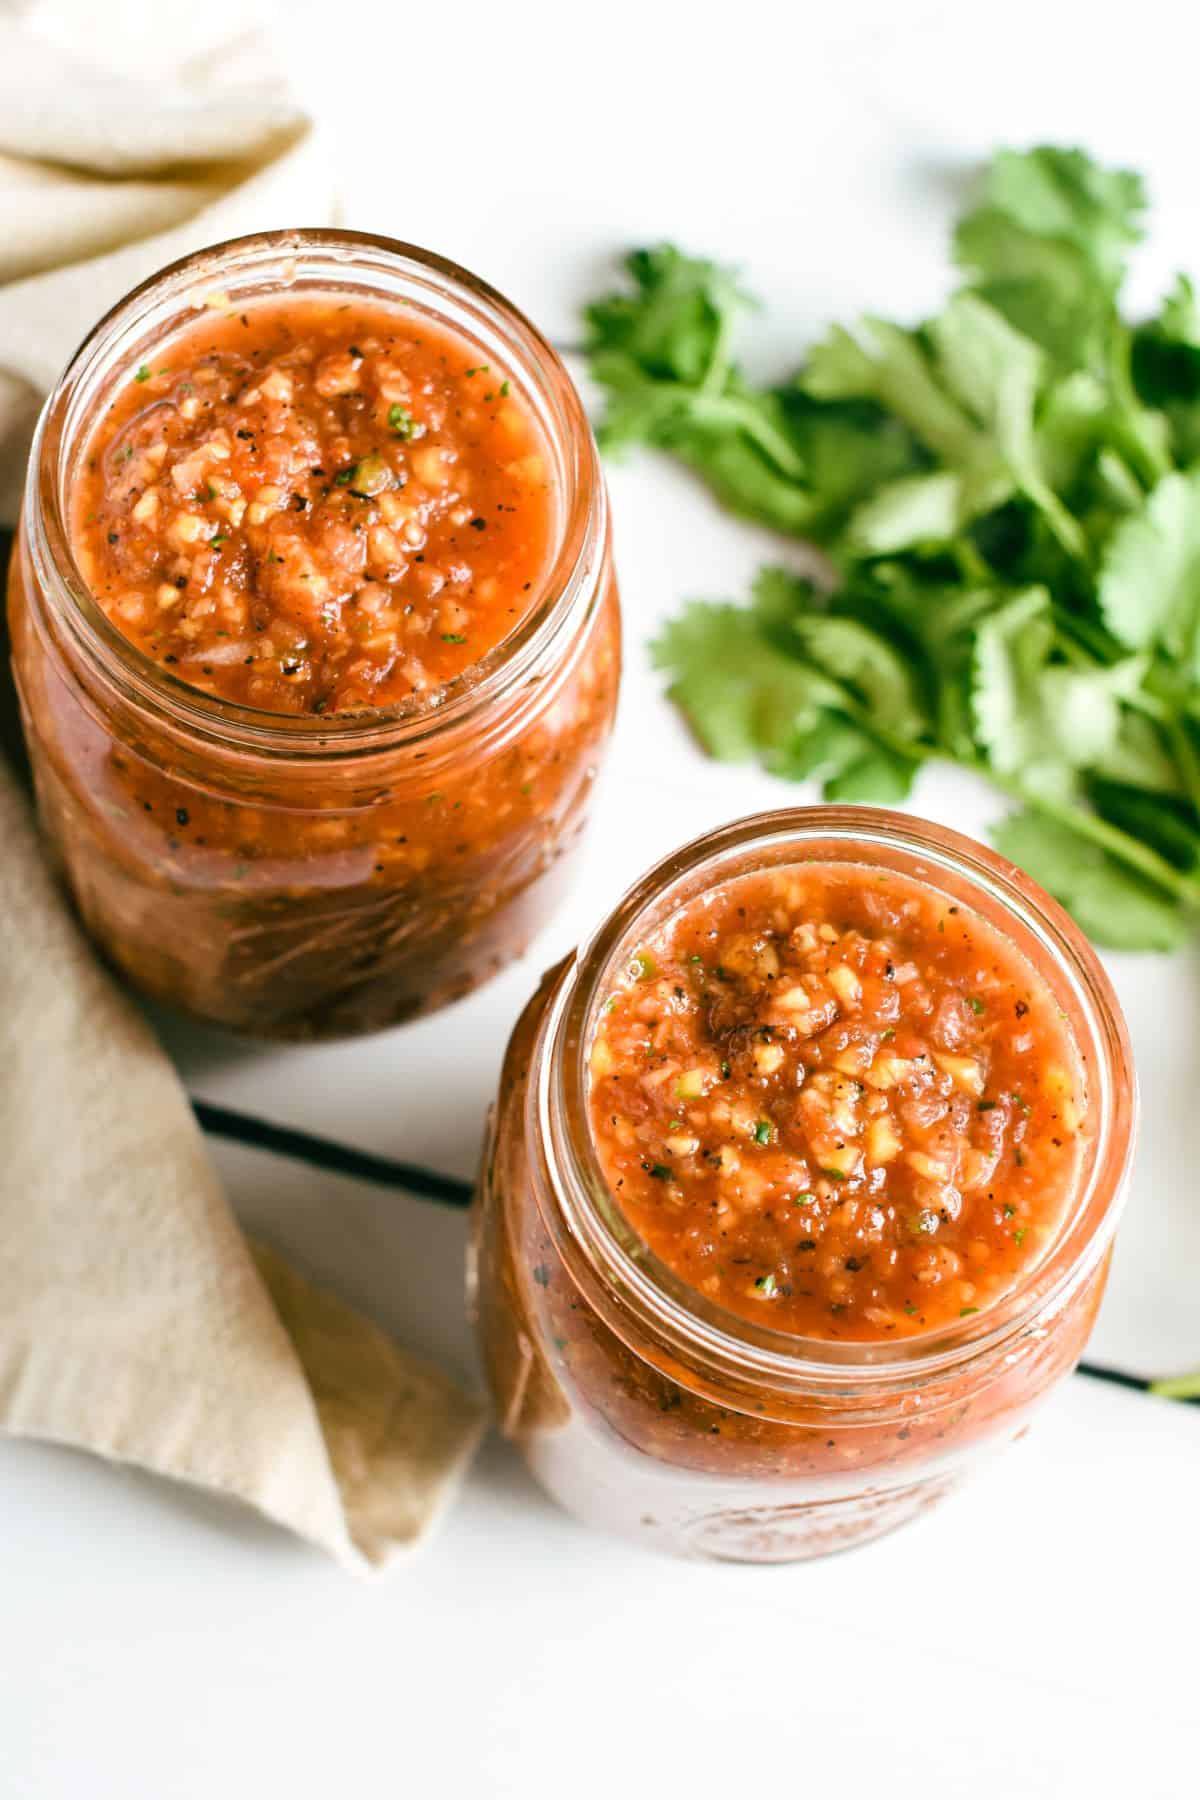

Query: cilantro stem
[[689, 391, 806, 479], [1023, 475, 1090, 564], [993, 776, 1200, 905], [782, 625, 1200, 903], [700, 305, 737, 397], [1166, 713, 1200, 822], [1150, 1368, 1200, 1400], [1106, 327, 1172, 488]]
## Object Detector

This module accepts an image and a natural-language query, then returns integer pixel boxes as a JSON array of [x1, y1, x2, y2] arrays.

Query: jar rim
[[23, 227, 605, 762], [530, 805, 1137, 1398]]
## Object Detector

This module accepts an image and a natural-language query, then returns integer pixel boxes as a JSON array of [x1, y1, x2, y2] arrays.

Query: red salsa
[[11, 247, 619, 1038], [70, 296, 555, 713], [588, 863, 1085, 1340]]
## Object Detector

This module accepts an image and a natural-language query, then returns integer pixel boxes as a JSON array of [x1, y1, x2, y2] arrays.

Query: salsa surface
[[588, 862, 1086, 1341], [70, 296, 556, 714]]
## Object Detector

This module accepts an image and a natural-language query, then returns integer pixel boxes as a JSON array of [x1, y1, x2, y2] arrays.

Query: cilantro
[[649, 1163, 673, 1181], [134, 364, 151, 383], [968, 996, 986, 1015], [754, 1119, 773, 1145], [441, 633, 467, 644], [388, 403, 415, 439], [754, 1273, 778, 1298], [586, 144, 1200, 951], [991, 811, 1189, 950]]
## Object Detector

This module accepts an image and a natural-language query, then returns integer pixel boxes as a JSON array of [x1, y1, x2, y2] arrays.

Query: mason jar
[[8, 230, 620, 1038], [469, 807, 1136, 1561]]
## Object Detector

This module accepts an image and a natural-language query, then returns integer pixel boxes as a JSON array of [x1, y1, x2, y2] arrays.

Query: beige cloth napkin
[[0, 740, 484, 1573], [0, 3, 485, 1569]]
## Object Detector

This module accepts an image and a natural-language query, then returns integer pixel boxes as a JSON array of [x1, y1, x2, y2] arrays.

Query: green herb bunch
[[585, 147, 1200, 950]]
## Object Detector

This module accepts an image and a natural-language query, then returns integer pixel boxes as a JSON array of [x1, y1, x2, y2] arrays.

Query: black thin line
[[1077, 1360, 1199, 1405], [192, 1098, 1200, 1402], [191, 1098, 473, 1209]]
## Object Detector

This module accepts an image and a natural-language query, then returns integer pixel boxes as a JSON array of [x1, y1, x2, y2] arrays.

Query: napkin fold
[[0, 1, 485, 1570], [0, 756, 484, 1573]]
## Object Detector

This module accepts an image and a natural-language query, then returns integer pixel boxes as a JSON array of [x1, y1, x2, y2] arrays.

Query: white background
[[4, 3, 1200, 1795]]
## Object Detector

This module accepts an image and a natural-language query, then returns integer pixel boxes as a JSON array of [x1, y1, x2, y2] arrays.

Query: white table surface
[[5, 3, 1200, 1794]]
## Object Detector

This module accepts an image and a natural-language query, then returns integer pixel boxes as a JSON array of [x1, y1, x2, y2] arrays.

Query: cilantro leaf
[[1098, 468, 1200, 675], [844, 470, 962, 555], [650, 602, 836, 766], [585, 245, 750, 389], [802, 317, 999, 481], [953, 206, 1113, 373], [991, 809, 1189, 950], [928, 294, 1086, 557], [976, 146, 1146, 285], [653, 588, 921, 801], [971, 586, 1144, 793], [1131, 275, 1200, 465]]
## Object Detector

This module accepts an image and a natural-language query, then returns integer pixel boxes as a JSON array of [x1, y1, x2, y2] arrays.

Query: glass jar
[[470, 807, 1136, 1561], [8, 230, 620, 1039]]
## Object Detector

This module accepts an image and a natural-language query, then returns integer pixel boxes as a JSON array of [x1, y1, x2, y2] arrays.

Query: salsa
[[12, 237, 620, 1038], [70, 296, 555, 714], [587, 863, 1085, 1340], [473, 814, 1130, 1559]]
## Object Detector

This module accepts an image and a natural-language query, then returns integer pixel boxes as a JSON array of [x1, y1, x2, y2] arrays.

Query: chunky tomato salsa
[[588, 862, 1085, 1341], [70, 296, 555, 714]]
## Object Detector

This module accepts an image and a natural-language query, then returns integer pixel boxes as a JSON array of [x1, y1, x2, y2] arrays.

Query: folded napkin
[[0, 755, 484, 1571], [0, 0, 332, 522], [0, 2, 485, 1570]]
